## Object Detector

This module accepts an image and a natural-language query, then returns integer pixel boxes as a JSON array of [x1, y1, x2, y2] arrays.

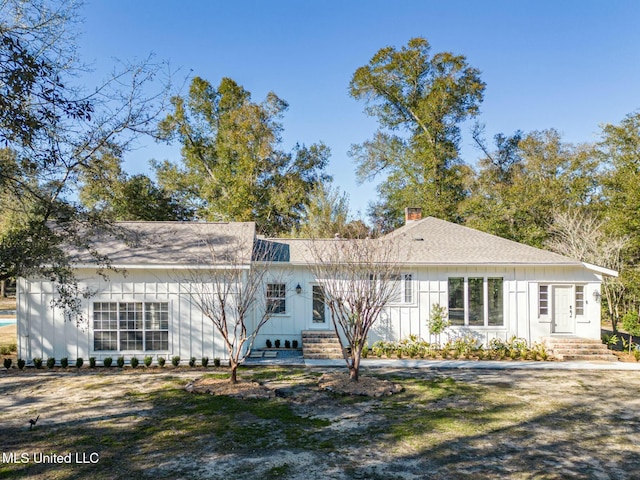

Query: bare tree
[[308, 236, 400, 381], [546, 210, 628, 330], [183, 237, 286, 384]]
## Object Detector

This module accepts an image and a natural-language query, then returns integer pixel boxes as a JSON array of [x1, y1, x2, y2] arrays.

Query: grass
[[0, 368, 639, 479]]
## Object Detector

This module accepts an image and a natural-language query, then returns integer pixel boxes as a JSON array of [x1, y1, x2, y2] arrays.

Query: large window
[[93, 302, 169, 351], [267, 283, 286, 314], [448, 277, 504, 327]]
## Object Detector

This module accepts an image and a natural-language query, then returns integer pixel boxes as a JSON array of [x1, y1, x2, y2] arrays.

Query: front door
[[553, 286, 574, 333], [311, 285, 328, 328]]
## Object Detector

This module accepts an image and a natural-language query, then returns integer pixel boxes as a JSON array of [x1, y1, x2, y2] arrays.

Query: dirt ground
[[1, 366, 640, 479]]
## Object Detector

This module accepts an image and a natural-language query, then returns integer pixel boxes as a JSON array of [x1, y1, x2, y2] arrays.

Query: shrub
[[189, 357, 196, 367], [361, 344, 369, 358], [75, 357, 83, 368], [3, 358, 11, 369], [171, 356, 180, 367], [60, 357, 69, 368], [46, 357, 55, 369], [201, 356, 209, 368], [634, 348, 640, 362], [144, 356, 153, 367], [158, 357, 166, 367], [33, 357, 43, 369], [213, 357, 221, 367], [266, 339, 272, 348], [0, 343, 16, 355], [89, 357, 96, 368], [130, 356, 139, 368], [275, 339, 281, 348], [17, 358, 25, 369], [103, 357, 113, 368], [284, 340, 291, 349], [292, 340, 298, 349], [428, 303, 450, 340], [117, 356, 125, 368]]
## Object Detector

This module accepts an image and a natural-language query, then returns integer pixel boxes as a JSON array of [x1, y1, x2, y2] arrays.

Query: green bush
[[75, 357, 83, 368], [266, 339, 272, 348], [213, 357, 221, 367], [89, 357, 96, 368], [3, 358, 11, 369], [292, 340, 298, 349], [0, 343, 16, 355], [189, 356, 196, 367], [158, 357, 166, 367], [144, 355, 153, 367], [275, 339, 281, 348], [46, 357, 55, 369], [17, 358, 25, 369], [130, 356, 139, 368], [117, 356, 125, 368], [171, 356, 180, 367], [33, 357, 43, 369], [284, 340, 291, 349], [103, 357, 113, 368], [60, 357, 69, 368], [201, 356, 209, 368]]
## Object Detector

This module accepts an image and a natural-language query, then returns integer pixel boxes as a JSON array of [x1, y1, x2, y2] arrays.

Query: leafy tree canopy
[[349, 37, 485, 230], [155, 76, 331, 236]]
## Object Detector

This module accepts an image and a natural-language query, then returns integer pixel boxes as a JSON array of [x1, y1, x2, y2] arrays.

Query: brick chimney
[[405, 207, 422, 224]]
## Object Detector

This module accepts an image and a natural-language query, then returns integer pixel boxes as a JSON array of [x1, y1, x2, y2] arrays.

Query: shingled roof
[[258, 217, 586, 267], [70, 217, 608, 271], [383, 216, 583, 266], [70, 221, 256, 267]]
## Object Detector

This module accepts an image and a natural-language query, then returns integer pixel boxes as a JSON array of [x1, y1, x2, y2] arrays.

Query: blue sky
[[79, 0, 640, 217]]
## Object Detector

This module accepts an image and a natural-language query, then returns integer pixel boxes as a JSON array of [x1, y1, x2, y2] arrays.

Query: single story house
[[16, 209, 616, 362]]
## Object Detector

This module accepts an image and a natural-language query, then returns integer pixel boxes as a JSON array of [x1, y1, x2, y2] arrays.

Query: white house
[[17, 209, 616, 362]]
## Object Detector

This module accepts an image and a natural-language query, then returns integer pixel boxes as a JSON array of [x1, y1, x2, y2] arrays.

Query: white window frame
[[390, 273, 414, 305], [447, 276, 505, 328], [92, 301, 169, 353], [266, 283, 287, 315]]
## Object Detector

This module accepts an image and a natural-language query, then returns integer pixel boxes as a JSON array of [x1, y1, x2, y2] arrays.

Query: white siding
[[17, 263, 605, 361]]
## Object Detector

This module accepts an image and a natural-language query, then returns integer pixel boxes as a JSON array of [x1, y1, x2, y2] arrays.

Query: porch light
[[593, 289, 601, 303], [296, 284, 302, 295]]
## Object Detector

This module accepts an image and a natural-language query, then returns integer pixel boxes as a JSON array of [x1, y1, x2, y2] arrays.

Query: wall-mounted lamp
[[295, 283, 302, 295], [593, 289, 601, 303]]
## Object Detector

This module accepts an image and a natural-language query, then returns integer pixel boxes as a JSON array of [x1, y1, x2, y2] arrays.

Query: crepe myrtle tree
[[183, 236, 288, 384], [308, 235, 401, 381]]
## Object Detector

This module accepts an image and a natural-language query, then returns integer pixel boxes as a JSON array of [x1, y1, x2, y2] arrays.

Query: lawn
[[0, 366, 639, 479]]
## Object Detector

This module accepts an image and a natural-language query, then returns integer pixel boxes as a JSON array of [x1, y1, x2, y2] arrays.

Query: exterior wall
[[17, 263, 605, 362], [17, 269, 229, 364]]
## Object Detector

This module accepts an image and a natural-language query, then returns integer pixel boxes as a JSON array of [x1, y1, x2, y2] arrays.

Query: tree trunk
[[230, 362, 238, 384], [349, 348, 361, 382]]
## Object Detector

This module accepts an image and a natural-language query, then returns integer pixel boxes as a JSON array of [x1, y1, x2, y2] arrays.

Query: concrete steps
[[544, 337, 618, 362], [302, 330, 344, 359]]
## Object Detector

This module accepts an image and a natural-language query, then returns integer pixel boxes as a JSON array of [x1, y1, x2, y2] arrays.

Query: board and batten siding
[[17, 269, 229, 364], [17, 263, 604, 362]]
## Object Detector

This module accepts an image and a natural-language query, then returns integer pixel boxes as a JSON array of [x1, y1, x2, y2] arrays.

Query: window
[[539, 285, 549, 316], [448, 277, 505, 327], [391, 274, 413, 304], [448, 277, 465, 325], [575, 286, 584, 316], [488, 278, 504, 326], [468, 278, 484, 326], [93, 302, 169, 351], [267, 283, 286, 314]]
